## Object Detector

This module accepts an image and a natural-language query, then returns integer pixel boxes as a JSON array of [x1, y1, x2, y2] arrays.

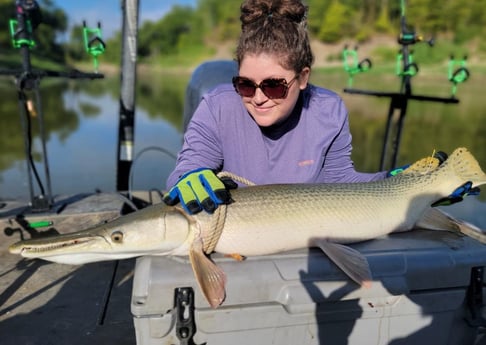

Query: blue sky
[[54, 0, 197, 38]]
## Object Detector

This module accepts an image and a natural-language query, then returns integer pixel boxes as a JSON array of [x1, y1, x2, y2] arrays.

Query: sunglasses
[[232, 75, 298, 99]]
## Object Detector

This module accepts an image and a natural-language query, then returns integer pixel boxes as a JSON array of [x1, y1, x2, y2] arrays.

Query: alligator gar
[[8, 147, 486, 308]]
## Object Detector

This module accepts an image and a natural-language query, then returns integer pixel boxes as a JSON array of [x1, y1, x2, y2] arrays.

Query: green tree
[[307, 0, 331, 36], [375, 0, 393, 33], [318, 1, 356, 43], [35, 6, 68, 61], [197, 0, 240, 41], [65, 24, 86, 61], [138, 20, 160, 57], [444, 0, 486, 43], [156, 6, 196, 55], [66, 0, 486, 64]]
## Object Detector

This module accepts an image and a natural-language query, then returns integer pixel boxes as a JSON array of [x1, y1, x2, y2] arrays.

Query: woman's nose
[[252, 87, 268, 103]]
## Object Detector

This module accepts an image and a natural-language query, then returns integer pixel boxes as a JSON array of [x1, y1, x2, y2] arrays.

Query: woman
[[164, 0, 387, 214]]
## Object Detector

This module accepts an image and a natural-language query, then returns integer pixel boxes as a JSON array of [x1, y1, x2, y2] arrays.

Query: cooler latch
[[174, 287, 206, 345], [466, 266, 486, 327]]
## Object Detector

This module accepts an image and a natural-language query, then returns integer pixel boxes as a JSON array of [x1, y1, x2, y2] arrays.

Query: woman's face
[[237, 53, 310, 127]]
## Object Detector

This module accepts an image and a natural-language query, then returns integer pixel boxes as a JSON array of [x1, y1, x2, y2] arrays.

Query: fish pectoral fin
[[417, 207, 486, 244], [189, 236, 227, 308], [313, 239, 372, 288]]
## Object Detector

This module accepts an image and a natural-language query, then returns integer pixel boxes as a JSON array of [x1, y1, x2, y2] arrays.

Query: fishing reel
[[398, 28, 434, 47], [16, 0, 41, 18], [396, 24, 434, 80], [15, 0, 41, 31]]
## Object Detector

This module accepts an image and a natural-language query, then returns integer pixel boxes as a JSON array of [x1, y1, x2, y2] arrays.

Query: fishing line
[[127, 146, 177, 201], [96, 260, 119, 326], [18, 89, 46, 196]]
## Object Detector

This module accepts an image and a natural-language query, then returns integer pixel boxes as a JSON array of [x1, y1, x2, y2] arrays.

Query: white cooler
[[131, 229, 486, 345]]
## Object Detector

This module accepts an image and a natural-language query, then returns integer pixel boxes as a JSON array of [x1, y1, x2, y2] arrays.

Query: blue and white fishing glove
[[163, 168, 237, 214], [432, 181, 481, 207]]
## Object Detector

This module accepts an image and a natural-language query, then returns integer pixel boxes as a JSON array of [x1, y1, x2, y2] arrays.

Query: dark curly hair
[[236, 0, 314, 73]]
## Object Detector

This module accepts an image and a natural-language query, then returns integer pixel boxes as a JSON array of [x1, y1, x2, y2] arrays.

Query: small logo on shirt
[[298, 159, 314, 167]]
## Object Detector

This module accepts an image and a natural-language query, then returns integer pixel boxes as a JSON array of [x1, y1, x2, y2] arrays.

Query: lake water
[[0, 70, 187, 200], [1, 66, 485, 228]]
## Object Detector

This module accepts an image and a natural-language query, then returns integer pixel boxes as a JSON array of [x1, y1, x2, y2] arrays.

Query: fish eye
[[111, 231, 124, 243]]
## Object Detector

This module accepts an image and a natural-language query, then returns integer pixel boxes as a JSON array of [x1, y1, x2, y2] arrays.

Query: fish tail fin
[[443, 148, 486, 188], [417, 207, 486, 244]]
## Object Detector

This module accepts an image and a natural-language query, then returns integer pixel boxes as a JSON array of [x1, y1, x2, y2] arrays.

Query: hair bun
[[240, 0, 307, 27]]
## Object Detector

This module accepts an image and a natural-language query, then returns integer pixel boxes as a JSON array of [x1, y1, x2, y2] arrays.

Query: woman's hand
[[163, 168, 237, 214]]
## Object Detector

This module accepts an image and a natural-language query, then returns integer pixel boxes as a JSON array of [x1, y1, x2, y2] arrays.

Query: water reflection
[[0, 71, 186, 199], [0, 69, 485, 228]]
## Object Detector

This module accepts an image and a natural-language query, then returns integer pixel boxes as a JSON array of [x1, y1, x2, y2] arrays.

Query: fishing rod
[[395, 0, 435, 94], [0, 0, 105, 212], [343, 0, 470, 171]]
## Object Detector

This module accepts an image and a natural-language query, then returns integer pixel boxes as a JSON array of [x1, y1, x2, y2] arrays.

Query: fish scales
[[195, 174, 441, 256]]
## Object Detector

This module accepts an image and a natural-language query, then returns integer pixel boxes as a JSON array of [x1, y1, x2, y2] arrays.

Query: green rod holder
[[83, 21, 106, 72], [448, 55, 470, 97], [9, 19, 35, 48], [342, 45, 371, 87]]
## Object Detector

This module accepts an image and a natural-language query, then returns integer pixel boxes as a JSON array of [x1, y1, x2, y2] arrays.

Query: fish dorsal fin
[[402, 156, 440, 175], [312, 239, 372, 288], [189, 235, 227, 308]]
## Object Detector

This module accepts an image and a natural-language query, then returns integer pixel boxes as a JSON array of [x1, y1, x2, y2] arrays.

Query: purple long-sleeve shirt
[[167, 83, 387, 189]]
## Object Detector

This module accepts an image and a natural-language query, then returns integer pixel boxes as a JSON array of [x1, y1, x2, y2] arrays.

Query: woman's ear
[[298, 67, 311, 90]]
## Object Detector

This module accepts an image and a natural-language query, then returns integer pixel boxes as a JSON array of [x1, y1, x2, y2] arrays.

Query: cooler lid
[[131, 229, 486, 315]]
